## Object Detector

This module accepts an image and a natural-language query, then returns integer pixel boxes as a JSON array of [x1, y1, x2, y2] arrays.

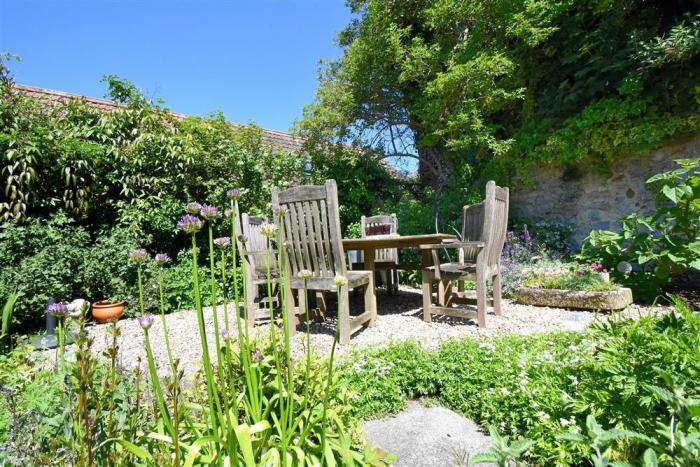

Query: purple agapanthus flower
[[47, 302, 69, 318], [178, 215, 204, 234], [273, 204, 288, 216], [137, 314, 155, 331], [128, 249, 149, 264], [252, 349, 263, 363], [200, 204, 222, 221], [226, 188, 241, 200], [186, 201, 202, 215], [213, 236, 231, 248], [154, 253, 172, 266]]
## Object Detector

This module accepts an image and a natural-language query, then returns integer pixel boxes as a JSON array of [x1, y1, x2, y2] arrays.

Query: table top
[[342, 233, 457, 250]]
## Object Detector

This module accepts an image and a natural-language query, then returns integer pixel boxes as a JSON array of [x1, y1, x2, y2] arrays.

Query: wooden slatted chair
[[421, 181, 509, 327], [360, 214, 400, 294], [234, 212, 278, 327], [272, 180, 377, 344]]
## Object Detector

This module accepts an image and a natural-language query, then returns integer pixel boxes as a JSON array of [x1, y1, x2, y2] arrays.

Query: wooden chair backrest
[[235, 213, 277, 276], [271, 179, 347, 279], [461, 181, 509, 272], [481, 181, 509, 272], [360, 213, 399, 263]]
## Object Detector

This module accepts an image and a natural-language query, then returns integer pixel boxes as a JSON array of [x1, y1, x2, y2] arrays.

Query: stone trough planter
[[516, 286, 633, 311]]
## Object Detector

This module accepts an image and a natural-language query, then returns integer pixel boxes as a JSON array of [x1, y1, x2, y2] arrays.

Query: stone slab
[[363, 401, 493, 467]]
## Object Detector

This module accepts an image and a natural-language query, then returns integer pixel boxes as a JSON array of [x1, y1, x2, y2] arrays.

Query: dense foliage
[[300, 0, 700, 191], [580, 159, 700, 300], [339, 298, 699, 465], [0, 59, 398, 331]]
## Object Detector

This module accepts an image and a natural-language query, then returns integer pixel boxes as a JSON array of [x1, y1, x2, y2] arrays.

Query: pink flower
[[576, 268, 584, 275]]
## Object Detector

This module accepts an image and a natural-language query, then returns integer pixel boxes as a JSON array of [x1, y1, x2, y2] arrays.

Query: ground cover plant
[[523, 261, 616, 292], [338, 297, 700, 466]]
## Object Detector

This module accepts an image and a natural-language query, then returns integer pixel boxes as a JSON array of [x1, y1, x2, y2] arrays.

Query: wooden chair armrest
[[422, 242, 484, 280], [419, 241, 484, 250], [243, 249, 277, 255]]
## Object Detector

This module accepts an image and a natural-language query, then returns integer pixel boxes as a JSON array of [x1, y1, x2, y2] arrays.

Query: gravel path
[[85, 287, 667, 379]]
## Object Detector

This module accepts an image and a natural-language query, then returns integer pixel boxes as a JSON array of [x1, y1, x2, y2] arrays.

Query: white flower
[[297, 269, 312, 280], [260, 223, 278, 238], [334, 275, 348, 287]]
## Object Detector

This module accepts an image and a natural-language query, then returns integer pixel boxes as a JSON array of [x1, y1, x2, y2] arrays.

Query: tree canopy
[[299, 0, 700, 190]]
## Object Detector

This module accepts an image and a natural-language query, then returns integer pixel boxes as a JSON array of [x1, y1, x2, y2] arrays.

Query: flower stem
[[191, 234, 221, 436], [158, 268, 176, 372]]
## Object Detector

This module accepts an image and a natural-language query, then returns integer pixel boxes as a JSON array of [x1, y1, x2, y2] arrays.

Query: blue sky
[[0, 0, 351, 133]]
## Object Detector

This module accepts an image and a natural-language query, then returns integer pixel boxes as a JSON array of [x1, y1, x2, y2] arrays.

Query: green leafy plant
[[470, 427, 534, 466], [580, 159, 700, 300], [0, 291, 19, 352]]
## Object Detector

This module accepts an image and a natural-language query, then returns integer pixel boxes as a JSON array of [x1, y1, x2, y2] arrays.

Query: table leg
[[364, 247, 377, 326], [421, 249, 432, 322]]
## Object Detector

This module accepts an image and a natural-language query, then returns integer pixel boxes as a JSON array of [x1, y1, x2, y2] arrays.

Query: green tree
[[299, 0, 700, 193]]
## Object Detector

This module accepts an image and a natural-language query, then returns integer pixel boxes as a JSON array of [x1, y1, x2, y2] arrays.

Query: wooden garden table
[[342, 233, 457, 292]]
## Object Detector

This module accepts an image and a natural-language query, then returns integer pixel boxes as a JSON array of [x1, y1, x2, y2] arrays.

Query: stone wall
[[511, 137, 700, 247]]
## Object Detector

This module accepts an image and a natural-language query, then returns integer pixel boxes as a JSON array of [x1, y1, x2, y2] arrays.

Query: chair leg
[[386, 269, 394, 295], [422, 273, 433, 322], [339, 288, 351, 345], [297, 288, 307, 324], [438, 279, 450, 306], [379, 270, 388, 291], [475, 270, 487, 328], [493, 273, 503, 316], [315, 292, 326, 321], [393, 268, 400, 293], [365, 280, 377, 327], [443, 279, 454, 307]]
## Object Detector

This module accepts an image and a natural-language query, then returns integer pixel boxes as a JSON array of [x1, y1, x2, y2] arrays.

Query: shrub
[[580, 159, 700, 301], [0, 213, 90, 330], [500, 225, 565, 297]]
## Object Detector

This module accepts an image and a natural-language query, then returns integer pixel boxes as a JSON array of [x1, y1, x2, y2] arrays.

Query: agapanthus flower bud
[[47, 302, 69, 318], [200, 204, 222, 221], [224, 208, 233, 218], [273, 204, 288, 216], [334, 275, 348, 287], [137, 314, 155, 331], [226, 188, 241, 200], [221, 328, 233, 341], [214, 236, 231, 248], [178, 215, 204, 234], [237, 235, 248, 244], [260, 223, 278, 238], [155, 253, 172, 266], [186, 202, 202, 215], [129, 249, 149, 264], [298, 269, 312, 280]]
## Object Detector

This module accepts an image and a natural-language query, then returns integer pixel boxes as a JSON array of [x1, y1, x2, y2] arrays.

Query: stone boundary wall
[[511, 137, 700, 247]]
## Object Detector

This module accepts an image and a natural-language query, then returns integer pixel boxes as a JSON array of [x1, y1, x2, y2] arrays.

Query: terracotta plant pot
[[92, 300, 125, 324]]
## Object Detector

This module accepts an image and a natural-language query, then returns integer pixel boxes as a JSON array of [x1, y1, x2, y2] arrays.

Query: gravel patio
[[85, 287, 667, 380]]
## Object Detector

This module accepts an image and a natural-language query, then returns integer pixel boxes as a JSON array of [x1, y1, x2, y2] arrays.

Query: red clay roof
[[13, 83, 305, 153]]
